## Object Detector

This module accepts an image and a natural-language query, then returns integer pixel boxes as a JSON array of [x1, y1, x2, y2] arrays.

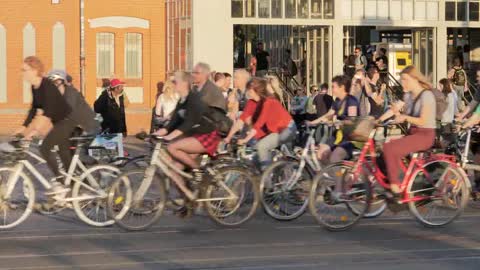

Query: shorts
[[193, 131, 222, 156]]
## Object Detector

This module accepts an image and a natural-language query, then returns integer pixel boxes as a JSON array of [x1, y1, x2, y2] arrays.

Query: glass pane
[[457, 1, 467, 21], [285, 0, 296, 18], [272, 0, 282, 17], [324, 0, 334, 19], [470, 2, 480, 21], [298, 0, 309, 18], [445, 2, 455, 21], [232, 0, 243, 17], [125, 33, 142, 78], [258, 0, 269, 17], [311, 0, 322, 18], [245, 0, 256, 17]]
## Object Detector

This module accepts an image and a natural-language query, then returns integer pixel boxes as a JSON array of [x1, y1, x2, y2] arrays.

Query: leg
[[256, 133, 280, 169], [40, 131, 61, 177], [167, 137, 206, 169], [316, 144, 332, 163], [329, 147, 349, 163], [55, 119, 76, 173]]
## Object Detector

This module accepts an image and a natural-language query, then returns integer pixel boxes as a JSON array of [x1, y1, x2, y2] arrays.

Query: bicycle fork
[[4, 163, 24, 200]]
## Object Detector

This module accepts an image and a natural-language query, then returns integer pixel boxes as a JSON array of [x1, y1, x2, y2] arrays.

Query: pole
[[80, 0, 86, 96]]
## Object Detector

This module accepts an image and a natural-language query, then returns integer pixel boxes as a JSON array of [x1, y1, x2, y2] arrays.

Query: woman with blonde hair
[[154, 79, 179, 129], [265, 75, 285, 106], [383, 65, 437, 194]]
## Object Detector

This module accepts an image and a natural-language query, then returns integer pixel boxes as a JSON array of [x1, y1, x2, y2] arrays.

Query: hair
[[310, 85, 318, 92], [453, 57, 462, 67], [247, 77, 272, 123], [174, 71, 192, 86], [234, 69, 250, 81], [439, 78, 453, 97], [214, 72, 226, 82], [347, 55, 356, 65], [223, 72, 232, 78], [102, 78, 111, 88], [400, 65, 432, 90], [23, 56, 45, 77], [161, 80, 177, 101], [320, 83, 329, 91], [195, 62, 211, 74], [265, 75, 283, 103], [354, 47, 362, 52], [380, 48, 387, 54], [332, 75, 352, 94]]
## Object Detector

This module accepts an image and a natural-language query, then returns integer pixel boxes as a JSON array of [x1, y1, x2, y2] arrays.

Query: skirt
[[193, 131, 222, 156]]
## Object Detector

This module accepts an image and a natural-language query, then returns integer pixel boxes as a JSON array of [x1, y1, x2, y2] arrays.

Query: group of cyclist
[[11, 54, 480, 211]]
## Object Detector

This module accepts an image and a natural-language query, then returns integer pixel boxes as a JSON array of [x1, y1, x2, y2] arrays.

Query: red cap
[[110, 79, 125, 88]]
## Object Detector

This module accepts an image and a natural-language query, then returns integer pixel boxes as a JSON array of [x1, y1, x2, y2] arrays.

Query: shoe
[[45, 180, 70, 200]]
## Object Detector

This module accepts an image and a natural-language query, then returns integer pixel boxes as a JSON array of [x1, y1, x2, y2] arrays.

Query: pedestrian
[[448, 57, 468, 112], [313, 83, 334, 144], [192, 62, 227, 113], [343, 55, 356, 79], [15, 56, 74, 194], [438, 78, 457, 147], [150, 81, 164, 133], [227, 69, 250, 119], [354, 47, 368, 70], [254, 42, 270, 77], [281, 49, 298, 88], [375, 48, 389, 84], [153, 80, 179, 131], [94, 78, 128, 136], [223, 72, 233, 93], [305, 85, 318, 121], [214, 72, 228, 98], [351, 69, 373, 117], [291, 89, 308, 126], [249, 54, 257, 77]]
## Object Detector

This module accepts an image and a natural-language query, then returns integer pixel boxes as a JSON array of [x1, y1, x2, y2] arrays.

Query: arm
[[155, 96, 163, 116], [176, 97, 207, 134], [307, 109, 335, 126], [401, 97, 433, 127], [94, 92, 108, 114], [463, 113, 480, 129], [225, 119, 245, 143]]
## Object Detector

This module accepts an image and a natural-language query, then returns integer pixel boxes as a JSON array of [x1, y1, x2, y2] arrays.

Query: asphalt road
[[1, 207, 480, 270]]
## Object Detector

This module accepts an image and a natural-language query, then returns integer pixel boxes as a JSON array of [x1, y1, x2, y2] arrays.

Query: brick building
[[0, 0, 166, 135]]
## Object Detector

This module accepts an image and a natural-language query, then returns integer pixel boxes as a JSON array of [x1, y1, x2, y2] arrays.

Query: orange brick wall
[[0, 0, 166, 135]]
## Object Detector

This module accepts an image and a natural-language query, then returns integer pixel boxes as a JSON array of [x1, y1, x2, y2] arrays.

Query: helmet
[[47, 69, 67, 82]]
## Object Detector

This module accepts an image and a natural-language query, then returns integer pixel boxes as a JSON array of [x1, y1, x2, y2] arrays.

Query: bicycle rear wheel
[[309, 163, 371, 231], [0, 167, 35, 229], [204, 166, 259, 227], [408, 161, 470, 227], [260, 160, 311, 221], [108, 169, 166, 231]]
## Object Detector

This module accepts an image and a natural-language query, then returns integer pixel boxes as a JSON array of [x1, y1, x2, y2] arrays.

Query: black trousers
[[40, 118, 76, 177]]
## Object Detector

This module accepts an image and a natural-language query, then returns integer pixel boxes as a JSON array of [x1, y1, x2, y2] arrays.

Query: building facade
[[0, 0, 166, 135], [168, 0, 480, 91]]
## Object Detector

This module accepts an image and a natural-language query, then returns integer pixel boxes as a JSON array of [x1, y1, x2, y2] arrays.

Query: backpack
[[453, 67, 466, 86], [412, 89, 447, 122]]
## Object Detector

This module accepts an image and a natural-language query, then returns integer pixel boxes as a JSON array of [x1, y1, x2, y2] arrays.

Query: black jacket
[[23, 78, 72, 127], [64, 86, 100, 134], [165, 90, 215, 136], [94, 90, 127, 134], [196, 80, 227, 112]]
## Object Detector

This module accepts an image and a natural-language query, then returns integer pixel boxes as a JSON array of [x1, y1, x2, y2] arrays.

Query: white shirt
[[156, 93, 179, 117], [442, 92, 456, 123]]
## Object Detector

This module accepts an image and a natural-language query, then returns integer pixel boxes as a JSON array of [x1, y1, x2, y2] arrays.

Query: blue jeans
[[256, 121, 297, 169]]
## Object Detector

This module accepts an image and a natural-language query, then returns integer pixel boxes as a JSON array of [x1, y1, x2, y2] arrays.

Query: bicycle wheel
[[260, 160, 312, 221], [108, 169, 166, 231], [309, 163, 371, 231], [72, 165, 120, 227], [0, 166, 35, 229], [408, 160, 469, 227], [204, 166, 259, 227]]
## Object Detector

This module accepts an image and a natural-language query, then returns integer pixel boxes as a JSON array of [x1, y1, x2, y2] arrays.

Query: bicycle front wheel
[[0, 166, 35, 229], [309, 163, 371, 231], [72, 165, 120, 227], [407, 161, 470, 227], [260, 160, 312, 221], [108, 169, 166, 231], [205, 166, 259, 227]]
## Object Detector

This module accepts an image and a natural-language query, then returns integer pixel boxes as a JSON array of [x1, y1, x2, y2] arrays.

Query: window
[[258, 0, 270, 17], [272, 0, 282, 17], [311, 0, 322, 18], [446, 1, 455, 20], [245, 0, 256, 17], [232, 0, 243, 17], [96, 33, 114, 78], [285, 0, 296, 18], [125, 33, 142, 78], [457, 1, 467, 21], [297, 0, 308, 18], [324, 0, 334, 19], [470, 1, 480, 21]]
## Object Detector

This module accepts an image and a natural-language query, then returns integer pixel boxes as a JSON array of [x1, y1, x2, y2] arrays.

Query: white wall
[[192, 0, 233, 75]]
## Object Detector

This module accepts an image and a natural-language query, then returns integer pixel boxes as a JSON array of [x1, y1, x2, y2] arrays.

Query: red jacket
[[253, 97, 292, 138]]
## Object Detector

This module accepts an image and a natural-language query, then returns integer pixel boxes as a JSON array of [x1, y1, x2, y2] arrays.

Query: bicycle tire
[[407, 160, 469, 228], [204, 166, 259, 227], [0, 166, 35, 229], [108, 169, 166, 231], [309, 163, 371, 231], [260, 160, 312, 221]]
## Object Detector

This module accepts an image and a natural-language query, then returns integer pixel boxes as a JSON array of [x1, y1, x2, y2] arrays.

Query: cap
[[110, 79, 125, 88], [47, 69, 67, 82]]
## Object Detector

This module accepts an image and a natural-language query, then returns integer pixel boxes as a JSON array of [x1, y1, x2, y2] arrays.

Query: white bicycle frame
[[5, 143, 107, 203], [133, 140, 238, 203]]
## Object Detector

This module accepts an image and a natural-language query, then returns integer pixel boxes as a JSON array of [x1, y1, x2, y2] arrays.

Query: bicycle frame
[[5, 145, 105, 202], [133, 141, 238, 203], [349, 127, 460, 204]]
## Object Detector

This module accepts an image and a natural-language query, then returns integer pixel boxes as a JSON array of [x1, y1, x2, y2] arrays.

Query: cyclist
[[14, 56, 74, 195], [306, 75, 359, 163], [154, 71, 219, 201], [383, 66, 436, 194], [237, 77, 296, 170]]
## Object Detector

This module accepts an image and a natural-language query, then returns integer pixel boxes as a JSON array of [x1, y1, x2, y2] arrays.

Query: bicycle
[[309, 123, 470, 231], [107, 135, 259, 231], [0, 136, 127, 228], [259, 125, 321, 221]]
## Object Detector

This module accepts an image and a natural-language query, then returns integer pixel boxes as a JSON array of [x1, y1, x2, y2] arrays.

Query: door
[[412, 28, 435, 83]]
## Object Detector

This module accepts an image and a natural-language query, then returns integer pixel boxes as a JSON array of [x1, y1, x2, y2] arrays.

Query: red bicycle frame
[[344, 127, 458, 204]]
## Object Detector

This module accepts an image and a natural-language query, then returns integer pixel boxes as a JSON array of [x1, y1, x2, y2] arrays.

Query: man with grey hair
[[192, 62, 227, 111], [232, 69, 250, 112]]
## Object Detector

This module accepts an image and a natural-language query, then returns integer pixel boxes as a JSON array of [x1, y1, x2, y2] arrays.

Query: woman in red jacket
[[238, 78, 297, 169]]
